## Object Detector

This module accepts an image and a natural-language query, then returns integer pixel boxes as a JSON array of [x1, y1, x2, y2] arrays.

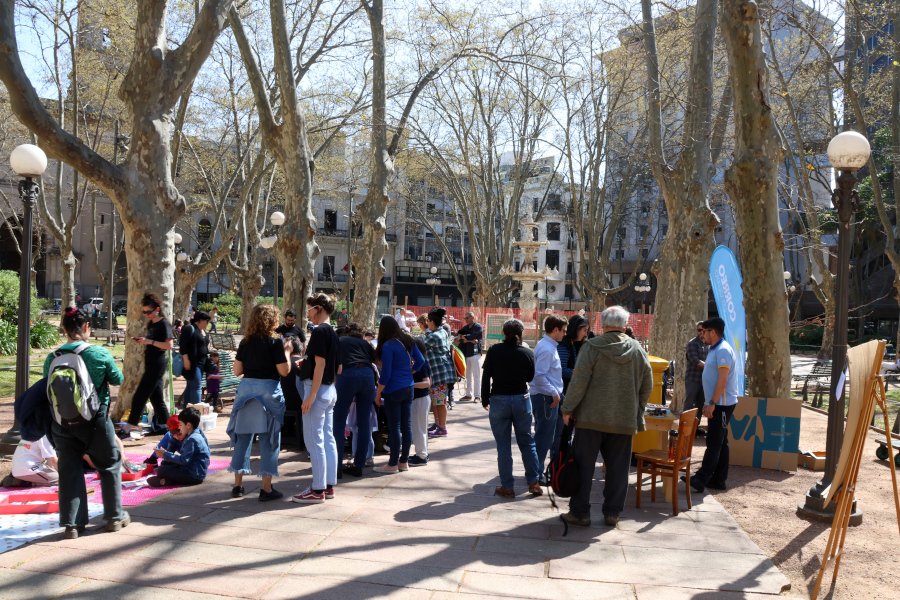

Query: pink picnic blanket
[[1, 454, 231, 507]]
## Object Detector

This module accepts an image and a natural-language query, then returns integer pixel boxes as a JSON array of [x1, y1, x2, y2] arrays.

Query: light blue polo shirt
[[702, 338, 739, 406]]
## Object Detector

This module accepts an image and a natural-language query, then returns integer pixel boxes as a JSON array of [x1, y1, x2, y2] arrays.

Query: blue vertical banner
[[709, 246, 746, 396]]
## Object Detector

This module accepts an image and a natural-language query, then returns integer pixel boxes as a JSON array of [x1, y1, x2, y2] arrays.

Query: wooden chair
[[635, 408, 700, 516]]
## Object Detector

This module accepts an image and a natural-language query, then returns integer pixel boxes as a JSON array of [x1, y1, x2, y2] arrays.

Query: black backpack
[[549, 420, 579, 499]]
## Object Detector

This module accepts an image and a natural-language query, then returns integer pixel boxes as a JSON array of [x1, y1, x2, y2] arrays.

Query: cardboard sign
[[728, 397, 802, 471]]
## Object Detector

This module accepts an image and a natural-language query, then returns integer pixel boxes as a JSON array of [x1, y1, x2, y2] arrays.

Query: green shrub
[[790, 325, 824, 347], [0, 320, 15, 355], [0, 270, 40, 324], [198, 291, 242, 325], [30, 319, 60, 349]]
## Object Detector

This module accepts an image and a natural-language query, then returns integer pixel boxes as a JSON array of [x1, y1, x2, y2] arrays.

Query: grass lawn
[[0, 335, 126, 399]]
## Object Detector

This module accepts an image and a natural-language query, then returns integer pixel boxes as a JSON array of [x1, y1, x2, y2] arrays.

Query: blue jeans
[[352, 427, 374, 459], [530, 393, 559, 473], [302, 380, 338, 490], [383, 386, 414, 466], [184, 366, 202, 407], [489, 394, 540, 489], [334, 367, 376, 468], [229, 430, 281, 478]]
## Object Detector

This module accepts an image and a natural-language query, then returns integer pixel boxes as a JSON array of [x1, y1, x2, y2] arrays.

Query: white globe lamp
[[270, 211, 285, 226], [827, 131, 871, 171], [173, 232, 183, 245], [10, 144, 48, 177]]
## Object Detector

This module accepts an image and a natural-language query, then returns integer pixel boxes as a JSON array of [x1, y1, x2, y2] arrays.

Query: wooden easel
[[811, 344, 900, 599]]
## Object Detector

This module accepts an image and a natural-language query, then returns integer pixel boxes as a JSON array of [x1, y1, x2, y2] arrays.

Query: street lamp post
[[0, 144, 48, 454], [635, 273, 651, 336], [427, 266, 440, 307], [261, 212, 285, 307], [798, 131, 871, 525]]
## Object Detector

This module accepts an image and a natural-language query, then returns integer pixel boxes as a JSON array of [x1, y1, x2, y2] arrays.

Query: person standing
[[482, 318, 541, 498], [228, 304, 292, 501], [545, 314, 588, 483], [560, 306, 653, 528], [46, 307, 128, 538], [688, 318, 739, 493], [210, 307, 219, 333], [456, 311, 483, 403], [336, 307, 350, 328], [334, 323, 377, 478], [276, 309, 307, 344], [409, 338, 432, 466], [685, 321, 709, 415], [294, 294, 340, 503], [530, 315, 567, 476], [423, 307, 455, 437], [180, 311, 210, 408], [373, 317, 425, 473], [125, 293, 174, 433]]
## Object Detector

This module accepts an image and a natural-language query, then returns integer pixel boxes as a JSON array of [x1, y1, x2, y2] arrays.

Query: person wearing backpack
[[481, 318, 541, 498], [44, 307, 128, 539]]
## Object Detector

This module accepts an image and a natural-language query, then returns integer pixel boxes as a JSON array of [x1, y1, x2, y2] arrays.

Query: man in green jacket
[[560, 305, 653, 527]]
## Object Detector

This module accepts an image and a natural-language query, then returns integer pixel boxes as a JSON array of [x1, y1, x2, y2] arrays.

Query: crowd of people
[[12, 287, 742, 538]]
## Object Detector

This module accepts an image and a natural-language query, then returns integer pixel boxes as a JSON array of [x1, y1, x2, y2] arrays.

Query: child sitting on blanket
[[147, 407, 211, 488], [144, 416, 185, 466]]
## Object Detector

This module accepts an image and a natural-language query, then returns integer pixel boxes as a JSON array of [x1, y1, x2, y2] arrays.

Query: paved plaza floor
[[0, 401, 791, 600]]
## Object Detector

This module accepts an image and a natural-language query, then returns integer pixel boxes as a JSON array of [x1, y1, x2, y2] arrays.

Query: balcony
[[380, 276, 392, 285], [317, 273, 347, 282], [316, 228, 396, 243]]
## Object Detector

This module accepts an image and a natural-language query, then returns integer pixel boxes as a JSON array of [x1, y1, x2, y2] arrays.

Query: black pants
[[157, 463, 203, 486], [568, 428, 633, 519], [684, 379, 706, 413], [128, 356, 170, 426], [52, 404, 124, 527], [695, 404, 736, 484]]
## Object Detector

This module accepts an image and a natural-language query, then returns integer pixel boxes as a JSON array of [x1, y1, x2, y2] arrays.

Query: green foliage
[[790, 324, 824, 346], [30, 319, 60, 349], [0, 321, 15, 355], [0, 270, 40, 325]]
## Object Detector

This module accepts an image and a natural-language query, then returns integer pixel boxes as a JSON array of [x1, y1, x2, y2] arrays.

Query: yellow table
[[634, 411, 679, 501]]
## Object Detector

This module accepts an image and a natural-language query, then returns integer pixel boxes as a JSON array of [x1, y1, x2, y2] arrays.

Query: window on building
[[323, 255, 335, 276], [396, 266, 415, 282], [545, 249, 560, 270], [198, 219, 212, 247], [617, 227, 626, 240], [405, 222, 420, 238], [641, 248, 649, 259], [640, 203, 650, 217], [532, 228, 539, 242], [100, 214, 105, 225], [639, 226, 647, 240], [565, 283, 574, 299], [515, 261, 520, 271], [547, 222, 561, 241], [532, 260, 538, 271], [99, 241, 104, 252], [715, 225, 724, 234], [548, 193, 562, 210], [661, 225, 668, 239], [566, 261, 573, 274], [324, 210, 337, 232]]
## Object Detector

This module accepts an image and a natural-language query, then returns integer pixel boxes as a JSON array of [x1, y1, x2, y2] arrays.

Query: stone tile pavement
[[0, 401, 791, 600]]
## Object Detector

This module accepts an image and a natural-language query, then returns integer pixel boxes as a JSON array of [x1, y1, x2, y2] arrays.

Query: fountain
[[500, 206, 559, 332]]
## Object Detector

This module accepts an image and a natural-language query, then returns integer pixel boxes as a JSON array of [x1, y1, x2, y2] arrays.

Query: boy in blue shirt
[[148, 407, 210, 487]]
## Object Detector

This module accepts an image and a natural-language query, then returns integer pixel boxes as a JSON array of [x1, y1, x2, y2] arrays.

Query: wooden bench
[[209, 332, 238, 352], [792, 361, 832, 408], [203, 350, 241, 402]]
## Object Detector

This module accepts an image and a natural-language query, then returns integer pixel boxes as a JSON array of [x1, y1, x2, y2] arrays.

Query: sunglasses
[[142, 309, 154, 315]]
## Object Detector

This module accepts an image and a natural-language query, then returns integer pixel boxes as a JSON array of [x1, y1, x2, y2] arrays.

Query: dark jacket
[[14, 378, 53, 444]]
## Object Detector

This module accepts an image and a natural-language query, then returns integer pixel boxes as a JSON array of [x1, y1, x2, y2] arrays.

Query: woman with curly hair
[[228, 304, 292, 501], [124, 293, 174, 433]]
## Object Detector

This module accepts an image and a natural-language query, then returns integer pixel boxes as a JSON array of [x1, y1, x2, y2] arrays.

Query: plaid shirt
[[685, 336, 709, 385], [424, 327, 456, 386]]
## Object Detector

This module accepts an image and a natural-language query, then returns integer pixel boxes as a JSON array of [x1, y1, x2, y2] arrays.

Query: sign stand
[[811, 340, 900, 599]]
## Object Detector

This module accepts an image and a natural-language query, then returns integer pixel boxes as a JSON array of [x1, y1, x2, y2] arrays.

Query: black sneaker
[[259, 487, 284, 502], [538, 473, 550, 487], [342, 466, 363, 477], [231, 485, 244, 498], [706, 479, 727, 490], [682, 475, 706, 493]]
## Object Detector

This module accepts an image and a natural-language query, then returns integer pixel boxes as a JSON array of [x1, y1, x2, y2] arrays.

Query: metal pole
[[345, 200, 352, 315], [1, 177, 36, 453], [274, 256, 279, 308], [798, 169, 861, 524], [107, 120, 119, 346]]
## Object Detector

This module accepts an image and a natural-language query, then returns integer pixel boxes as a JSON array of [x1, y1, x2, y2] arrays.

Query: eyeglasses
[[142, 309, 154, 315]]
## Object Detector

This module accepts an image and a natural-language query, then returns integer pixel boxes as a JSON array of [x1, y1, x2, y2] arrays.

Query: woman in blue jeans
[[334, 322, 377, 478], [228, 304, 291, 501], [294, 293, 341, 504], [373, 316, 424, 473], [481, 319, 542, 497]]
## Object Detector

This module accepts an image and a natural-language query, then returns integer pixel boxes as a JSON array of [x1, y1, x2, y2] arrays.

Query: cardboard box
[[728, 397, 802, 472], [798, 450, 826, 471]]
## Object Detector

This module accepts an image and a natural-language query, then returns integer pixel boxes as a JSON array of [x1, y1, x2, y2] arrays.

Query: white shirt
[[12, 436, 56, 478], [530, 335, 563, 398]]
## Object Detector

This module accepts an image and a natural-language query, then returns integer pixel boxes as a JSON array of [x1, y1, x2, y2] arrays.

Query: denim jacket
[[162, 428, 210, 481], [226, 378, 286, 447]]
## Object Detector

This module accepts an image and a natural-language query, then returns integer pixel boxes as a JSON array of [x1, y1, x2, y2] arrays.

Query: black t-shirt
[[299, 323, 339, 385], [339, 336, 376, 368], [413, 360, 432, 399], [275, 324, 306, 343], [481, 342, 535, 404], [146, 318, 173, 362], [180, 325, 209, 363], [281, 363, 304, 411], [236, 336, 287, 380]]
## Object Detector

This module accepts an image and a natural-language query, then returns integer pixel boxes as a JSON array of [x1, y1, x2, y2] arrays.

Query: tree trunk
[[174, 269, 203, 322], [238, 267, 264, 334], [720, 0, 791, 397], [60, 247, 76, 309]]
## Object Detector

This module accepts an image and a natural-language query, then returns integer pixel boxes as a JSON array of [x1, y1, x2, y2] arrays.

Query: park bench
[[792, 361, 832, 408], [203, 349, 241, 403], [209, 332, 238, 352]]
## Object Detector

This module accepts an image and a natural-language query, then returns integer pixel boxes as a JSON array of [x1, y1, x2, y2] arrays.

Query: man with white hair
[[560, 306, 653, 527]]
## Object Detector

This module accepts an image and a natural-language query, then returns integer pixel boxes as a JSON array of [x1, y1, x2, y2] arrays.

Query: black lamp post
[[798, 131, 871, 525], [260, 211, 285, 307], [0, 144, 48, 455], [427, 266, 440, 307]]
